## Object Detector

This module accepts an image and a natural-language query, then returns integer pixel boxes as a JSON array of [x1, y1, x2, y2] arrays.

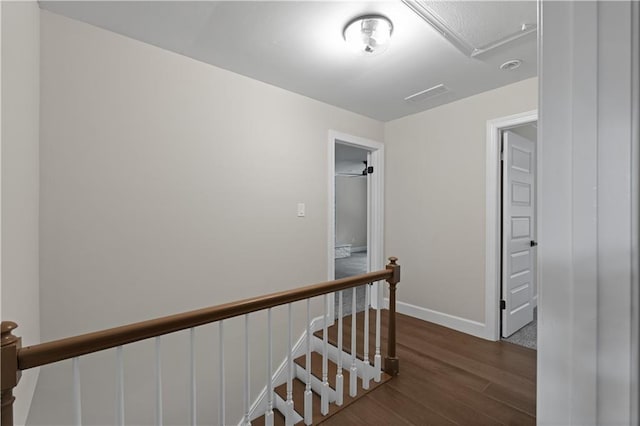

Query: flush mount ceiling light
[[343, 15, 393, 55]]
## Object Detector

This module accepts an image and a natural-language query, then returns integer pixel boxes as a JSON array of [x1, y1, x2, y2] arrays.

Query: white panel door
[[502, 130, 536, 337]]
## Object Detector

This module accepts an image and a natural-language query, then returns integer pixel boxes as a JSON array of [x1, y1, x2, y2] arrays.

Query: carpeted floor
[[334, 252, 367, 317], [503, 307, 537, 349]]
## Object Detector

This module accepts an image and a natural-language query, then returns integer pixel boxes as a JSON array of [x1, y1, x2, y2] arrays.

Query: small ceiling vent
[[404, 84, 450, 103], [500, 59, 522, 71]]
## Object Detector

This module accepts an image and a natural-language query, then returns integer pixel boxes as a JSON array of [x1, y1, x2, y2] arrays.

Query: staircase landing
[[321, 311, 537, 425], [255, 309, 536, 425]]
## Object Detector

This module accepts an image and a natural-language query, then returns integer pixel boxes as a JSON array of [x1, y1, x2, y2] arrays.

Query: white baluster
[[350, 288, 357, 397], [155, 337, 163, 426], [304, 299, 312, 425], [72, 357, 82, 426], [374, 282, 382, 382], [244, 314, 251, 426], [363, 284, 371, 390], [219, 321, 226, 426], [116, 346, 124, 426], [190, 329, 197, 426], [285, 304, 294, 426], [335, 291, 344, 406], [265, 309, 274, 426], [321, 294, 329, 415]]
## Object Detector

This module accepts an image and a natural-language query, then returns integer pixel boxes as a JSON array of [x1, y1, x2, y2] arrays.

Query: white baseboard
[[389, 299, 489, 340]]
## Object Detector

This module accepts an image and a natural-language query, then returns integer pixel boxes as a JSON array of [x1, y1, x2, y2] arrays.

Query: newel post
[[384, 257, 400, 376], [1, 322, 21, 426]]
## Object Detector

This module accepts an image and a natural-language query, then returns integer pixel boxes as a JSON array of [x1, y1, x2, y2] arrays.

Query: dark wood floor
[[321, 311, 536, 425]]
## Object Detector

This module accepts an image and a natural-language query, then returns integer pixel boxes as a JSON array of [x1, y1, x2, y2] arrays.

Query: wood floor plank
[[386, 370, 503, 426], [323, 309, 537, 425], [320, 393, 413, 425], [482, 382, 537, 417], [396, 333, 536, 395], [318, 310, 535, 383], [396, 315, 536, 379], [398, 344, 491, 393], [365, 383, 458, 426], [398, 357, 535, 425]]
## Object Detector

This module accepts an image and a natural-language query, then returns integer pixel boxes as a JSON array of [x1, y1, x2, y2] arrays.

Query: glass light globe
[[344, 15, 393, 56]]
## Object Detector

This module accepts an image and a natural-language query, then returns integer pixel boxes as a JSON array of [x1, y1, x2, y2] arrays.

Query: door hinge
[[500, 300, 506, 310], [367, 166, 374, 174], [500, 151, 504, 161]]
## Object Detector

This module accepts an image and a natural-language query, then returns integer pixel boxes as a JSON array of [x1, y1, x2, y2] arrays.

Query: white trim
[[273, 393, 302, 425], [631, 3, 640, 424], [536, 3, 639, 422], [485, 110, 538, 341], [245, 315, 325, 424], [401, 0, 536, 59], [310, 333, 377, 379], [350, 246, 367, 253], [328, 131, 385, 311], [294, 362, 335, 400], [394, 300, 487, 339], [0, 0, 3, 334]]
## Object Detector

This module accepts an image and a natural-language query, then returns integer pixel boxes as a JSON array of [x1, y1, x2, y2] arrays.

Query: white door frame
[[485, 110, 538, 341], [328, 130, 384, 318]]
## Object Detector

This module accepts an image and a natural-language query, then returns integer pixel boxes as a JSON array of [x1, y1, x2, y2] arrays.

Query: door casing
[[327, 130, 384, 319], [485, 110, 538, 341]]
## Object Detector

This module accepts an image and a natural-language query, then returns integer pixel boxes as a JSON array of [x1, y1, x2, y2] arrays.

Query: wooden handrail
[[17, 269, 393, 370], [1, 257, 400, 426]]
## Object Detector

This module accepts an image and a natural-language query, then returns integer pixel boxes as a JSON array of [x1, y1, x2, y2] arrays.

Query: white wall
[[335, 176, 367, 249], [511, 122, 537, 143], [384, 78, 537, 335], [538, 1, 638, 425], [1, 2, 41, 425], [28, 10, 383, 425]]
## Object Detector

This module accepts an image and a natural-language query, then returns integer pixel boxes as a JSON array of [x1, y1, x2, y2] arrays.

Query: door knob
[[530, 240, 538, 247]]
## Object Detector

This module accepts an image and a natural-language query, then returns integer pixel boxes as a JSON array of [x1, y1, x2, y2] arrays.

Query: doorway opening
[[334, 144, 369, 315], [500, 122, 538, 349], [485, 110, 538, 346], [327, 131, 384, 319]]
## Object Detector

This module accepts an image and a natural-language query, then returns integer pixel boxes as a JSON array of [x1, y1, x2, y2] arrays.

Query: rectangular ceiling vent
[[404, 84, 450, 103]]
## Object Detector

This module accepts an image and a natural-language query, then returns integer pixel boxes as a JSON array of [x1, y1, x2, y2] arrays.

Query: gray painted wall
[[1, 2, 41, 424], [385, 78, 537, 324], [335, 176, 367, 249], [28, 10, 382, 425]]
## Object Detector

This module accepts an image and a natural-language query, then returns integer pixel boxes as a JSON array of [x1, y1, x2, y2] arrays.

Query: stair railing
[[1, 257, 400, 426]]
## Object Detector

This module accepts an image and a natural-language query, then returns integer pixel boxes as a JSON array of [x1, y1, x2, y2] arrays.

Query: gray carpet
[[334, 252, 368, 317], [503, 307, 537, 350]]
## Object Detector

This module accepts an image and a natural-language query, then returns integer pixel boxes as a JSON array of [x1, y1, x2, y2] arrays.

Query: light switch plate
[[297, 203, 305, 217]]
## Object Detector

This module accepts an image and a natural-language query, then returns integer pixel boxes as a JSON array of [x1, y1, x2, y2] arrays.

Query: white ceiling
[[39, 1, 537, 122]]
